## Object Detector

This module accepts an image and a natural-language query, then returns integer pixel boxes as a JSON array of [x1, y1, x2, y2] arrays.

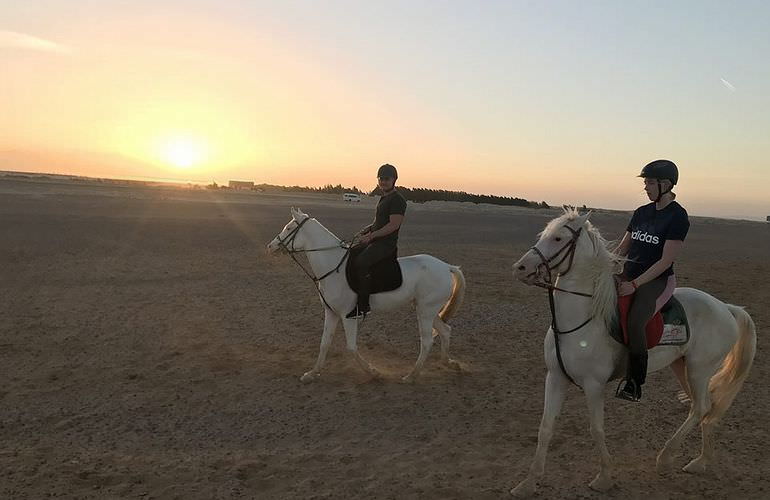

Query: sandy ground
[[1, 177, 768, 499]]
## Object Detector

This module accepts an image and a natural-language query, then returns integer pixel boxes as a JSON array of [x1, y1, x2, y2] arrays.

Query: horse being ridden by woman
[[510, 163, 756, 495]]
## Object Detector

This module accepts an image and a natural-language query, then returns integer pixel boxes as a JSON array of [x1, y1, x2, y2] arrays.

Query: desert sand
[[1, 176, 768, 499]]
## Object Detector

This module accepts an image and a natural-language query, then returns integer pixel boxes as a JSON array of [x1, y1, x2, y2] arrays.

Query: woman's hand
[[618, 280, 636, 296]]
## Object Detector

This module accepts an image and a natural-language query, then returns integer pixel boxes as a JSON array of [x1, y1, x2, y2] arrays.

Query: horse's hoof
[[300, 372, 319, 383], [510, 479, 534, 498], [401, 374, 416, 384], [589, 474, 613, 492], [656, 453, 673, 473], [683, 458, 706, 474], [445, 359, 462, 371]]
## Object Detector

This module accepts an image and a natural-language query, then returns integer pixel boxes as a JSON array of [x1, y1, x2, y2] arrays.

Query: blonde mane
[[547, 209, 623, 334]]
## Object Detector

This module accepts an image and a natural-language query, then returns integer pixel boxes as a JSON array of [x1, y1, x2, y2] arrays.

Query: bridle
[[275, 217, 351, 310], [527, 223, 594, 388]]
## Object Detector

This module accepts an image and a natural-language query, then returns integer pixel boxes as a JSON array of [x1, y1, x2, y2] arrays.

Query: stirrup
[[615, 379, 642, 402], [345, 305, 369, 319]]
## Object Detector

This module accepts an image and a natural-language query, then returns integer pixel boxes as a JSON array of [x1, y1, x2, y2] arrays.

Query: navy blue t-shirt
[[623, 201, 689, 280]]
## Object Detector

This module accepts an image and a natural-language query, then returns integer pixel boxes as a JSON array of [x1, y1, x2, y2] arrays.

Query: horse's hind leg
[[402, 311, 436, 383], [301, 308, 340, 383], [683, 373, 718, 473], [433, 317, 460, 370], [341, 317, 381, 379], [656, 365, 712, 472], [683, 417, 716, 474]]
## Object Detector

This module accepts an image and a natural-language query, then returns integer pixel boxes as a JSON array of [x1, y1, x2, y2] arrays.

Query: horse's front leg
[[341, 317, 381, 379], [584, 379, 614, 492], [511, 370, 568, 497], [301, 307, 340, 383]]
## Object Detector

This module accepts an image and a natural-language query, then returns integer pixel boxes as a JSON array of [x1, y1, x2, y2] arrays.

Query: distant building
[[229, 180, 254, 190]]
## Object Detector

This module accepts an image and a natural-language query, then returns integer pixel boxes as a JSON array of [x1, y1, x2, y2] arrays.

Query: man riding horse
[[346, 164, 407, 319]]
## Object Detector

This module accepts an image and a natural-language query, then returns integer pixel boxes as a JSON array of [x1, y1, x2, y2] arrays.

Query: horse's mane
[[305, 217, 343, 245], [547, 209, 623, 334]]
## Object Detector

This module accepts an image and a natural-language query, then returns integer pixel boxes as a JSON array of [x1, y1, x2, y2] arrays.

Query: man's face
[[378, 175, 395, 192]]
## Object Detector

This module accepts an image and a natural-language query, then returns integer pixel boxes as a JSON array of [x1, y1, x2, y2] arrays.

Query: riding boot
[[630, 351, 648, 387], [346, 273, 372, 319], [616, 352, 647, 402]]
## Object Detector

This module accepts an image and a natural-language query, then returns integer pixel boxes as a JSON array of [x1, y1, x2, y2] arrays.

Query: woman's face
[[643, 178, 670, 200]]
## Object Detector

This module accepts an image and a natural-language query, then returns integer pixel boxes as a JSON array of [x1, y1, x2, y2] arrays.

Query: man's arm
[[361, 214, 403, 243]]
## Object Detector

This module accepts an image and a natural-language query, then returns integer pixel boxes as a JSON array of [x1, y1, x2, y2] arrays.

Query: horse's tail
[[439, 266, 465, 322], [703, 304, 757, 425]]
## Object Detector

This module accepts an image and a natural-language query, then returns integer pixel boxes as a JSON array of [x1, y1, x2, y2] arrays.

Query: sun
[[160, 136, 206, 169]]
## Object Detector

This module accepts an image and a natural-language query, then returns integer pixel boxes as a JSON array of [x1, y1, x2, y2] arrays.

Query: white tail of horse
[[704, 305, 757, 425], [439, 266, 465, 322]]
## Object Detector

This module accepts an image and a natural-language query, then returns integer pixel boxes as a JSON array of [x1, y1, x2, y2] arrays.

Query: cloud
[[0, 29, 72, 54], [720, 77, 736, 92]]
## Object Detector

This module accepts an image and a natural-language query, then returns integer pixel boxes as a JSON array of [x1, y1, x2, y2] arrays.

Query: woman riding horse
[[614, 159, 690, 401]]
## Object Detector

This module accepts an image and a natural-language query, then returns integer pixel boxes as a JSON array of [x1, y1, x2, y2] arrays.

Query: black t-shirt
[[623, 201, 689, 280], [372, 190, 407, 243]]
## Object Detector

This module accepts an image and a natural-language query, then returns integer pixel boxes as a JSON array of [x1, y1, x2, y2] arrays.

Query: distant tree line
[[206, 182, 365, 194], [204, 180, 549, 209], [377, 186, 549, 209]]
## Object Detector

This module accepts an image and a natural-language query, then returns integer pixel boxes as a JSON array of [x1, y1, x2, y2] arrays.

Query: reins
[[528, 224, 595, 388], [276, 217, 353, 311]]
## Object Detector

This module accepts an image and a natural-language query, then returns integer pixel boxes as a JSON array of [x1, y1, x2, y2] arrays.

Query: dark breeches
[[627, 275, 669, 356], [354, 241, 396, 276]]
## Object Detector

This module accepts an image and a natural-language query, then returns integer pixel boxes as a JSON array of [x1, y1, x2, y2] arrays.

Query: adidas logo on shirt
[[631, 230, 660, 244]]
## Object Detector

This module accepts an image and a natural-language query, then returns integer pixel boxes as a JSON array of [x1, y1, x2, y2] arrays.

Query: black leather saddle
[[345, 246, 403, 294]]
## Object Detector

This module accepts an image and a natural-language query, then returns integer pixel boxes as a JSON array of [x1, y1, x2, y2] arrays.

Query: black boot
[[346, 274, 371, 319], [615, 352, 648, 402]]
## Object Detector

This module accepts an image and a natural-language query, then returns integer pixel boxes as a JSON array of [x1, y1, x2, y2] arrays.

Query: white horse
[[510, 209, 756, 496], [267, 207, 466, 383]]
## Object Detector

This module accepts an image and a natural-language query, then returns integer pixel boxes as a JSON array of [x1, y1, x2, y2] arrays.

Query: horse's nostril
[[518, 265, 525, 271]]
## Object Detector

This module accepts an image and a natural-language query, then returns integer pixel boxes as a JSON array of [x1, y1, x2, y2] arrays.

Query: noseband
[[529, 225, 583, 286]]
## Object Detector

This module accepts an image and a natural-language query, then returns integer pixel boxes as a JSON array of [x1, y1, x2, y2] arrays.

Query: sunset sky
[[2, 1, 768, 219]]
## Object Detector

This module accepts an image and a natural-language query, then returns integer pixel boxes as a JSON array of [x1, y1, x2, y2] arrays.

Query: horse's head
[[513, 208, 593, 285], [267, 207, 312, 254]]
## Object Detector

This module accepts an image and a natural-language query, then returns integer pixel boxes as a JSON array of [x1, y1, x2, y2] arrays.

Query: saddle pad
[[345, 246, 403, 294], [614, 294, 690, 348], [658, 296, 690, 345]]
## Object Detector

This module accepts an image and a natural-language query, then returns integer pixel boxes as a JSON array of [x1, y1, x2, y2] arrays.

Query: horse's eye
[[554, 237, 562, 242]]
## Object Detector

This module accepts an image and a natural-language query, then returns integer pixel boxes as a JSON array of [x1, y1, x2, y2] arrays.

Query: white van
[[343, 193, 361, 202]]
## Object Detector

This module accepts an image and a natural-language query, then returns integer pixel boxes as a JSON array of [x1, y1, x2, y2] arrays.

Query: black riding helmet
[[638, 159, 678, 185], [377, 164, 398, 181], [638, 159, 678, 202]]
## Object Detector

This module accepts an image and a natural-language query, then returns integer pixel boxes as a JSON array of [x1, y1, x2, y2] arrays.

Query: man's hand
[[359, 232, 374, 245]]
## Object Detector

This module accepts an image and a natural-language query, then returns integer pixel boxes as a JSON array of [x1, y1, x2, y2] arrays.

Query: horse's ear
[[291, 207, 306, 220], [577, 210, 592, 227]]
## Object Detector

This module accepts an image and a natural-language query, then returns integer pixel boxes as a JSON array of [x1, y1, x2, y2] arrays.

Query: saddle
[[345, 246, 403, 294], [611, 294, 690, 348]]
